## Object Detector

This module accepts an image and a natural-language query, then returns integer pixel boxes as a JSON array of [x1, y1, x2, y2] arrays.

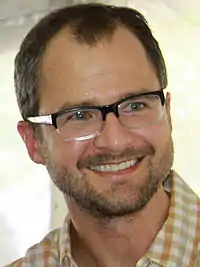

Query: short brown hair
[[15, 3, 167, 122]]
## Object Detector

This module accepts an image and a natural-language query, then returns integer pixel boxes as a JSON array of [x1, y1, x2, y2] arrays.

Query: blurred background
[[0, 0, 200, 265]]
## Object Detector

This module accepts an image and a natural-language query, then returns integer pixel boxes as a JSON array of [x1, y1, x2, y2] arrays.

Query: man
[[8, 2, 200, 267]]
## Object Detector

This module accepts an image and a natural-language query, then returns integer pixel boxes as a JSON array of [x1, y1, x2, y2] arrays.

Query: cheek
[[42, 127, 92, 169], [48, 138, 90, 170], [133, 117, 171, 149]]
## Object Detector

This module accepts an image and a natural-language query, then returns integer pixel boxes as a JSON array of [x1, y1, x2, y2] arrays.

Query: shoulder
[[172, 171, 200, 204], [172, 171, 200, 221], [5, 228, 61, 267]]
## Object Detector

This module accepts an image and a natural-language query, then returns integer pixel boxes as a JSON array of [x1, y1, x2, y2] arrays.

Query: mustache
[[78, 146, 154, 169]]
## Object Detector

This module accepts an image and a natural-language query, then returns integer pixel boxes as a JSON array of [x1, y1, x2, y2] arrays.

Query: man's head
[[16, 3, 173, 220]]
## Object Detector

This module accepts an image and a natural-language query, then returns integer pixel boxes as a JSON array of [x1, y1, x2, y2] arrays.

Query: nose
[[93, 113, 134, 152]]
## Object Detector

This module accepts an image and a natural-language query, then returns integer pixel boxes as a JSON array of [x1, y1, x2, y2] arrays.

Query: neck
[[67, 186, 170, 267]]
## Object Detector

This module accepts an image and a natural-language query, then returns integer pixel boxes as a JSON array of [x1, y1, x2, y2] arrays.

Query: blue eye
[[124, 101, 145, 112], [70, 110, 93, 121], [56, 109, 101, 128]]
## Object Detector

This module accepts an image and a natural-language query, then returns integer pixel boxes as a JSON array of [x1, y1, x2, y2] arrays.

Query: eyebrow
[[56, 88, 155, 112]]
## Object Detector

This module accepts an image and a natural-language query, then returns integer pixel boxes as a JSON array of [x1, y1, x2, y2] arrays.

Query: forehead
[[39, 27, 159, 114]]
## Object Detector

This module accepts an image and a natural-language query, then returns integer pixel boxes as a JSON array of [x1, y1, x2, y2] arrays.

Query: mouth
[[88, 158, 143, 173]]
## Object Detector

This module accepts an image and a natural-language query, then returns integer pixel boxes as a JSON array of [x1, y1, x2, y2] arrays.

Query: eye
[[123, 101, 146, 112], [68, 110, 94, 121], [57, 109, 101, 128]]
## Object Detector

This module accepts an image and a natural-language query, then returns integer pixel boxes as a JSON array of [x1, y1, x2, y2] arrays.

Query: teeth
[[89, 159, 138, 172]]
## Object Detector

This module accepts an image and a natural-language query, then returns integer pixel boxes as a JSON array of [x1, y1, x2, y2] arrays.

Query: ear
[[165, 92, 172, 130], [17, 121, 45, 164]]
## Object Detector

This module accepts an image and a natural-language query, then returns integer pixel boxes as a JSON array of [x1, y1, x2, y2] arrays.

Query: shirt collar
[[59, 214, 72, 264]]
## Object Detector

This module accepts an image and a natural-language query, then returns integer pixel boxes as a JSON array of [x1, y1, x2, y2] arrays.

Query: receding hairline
[[37, 23, 120, 93], [41, 21, 129, 58], [39, 24, 157, 88]]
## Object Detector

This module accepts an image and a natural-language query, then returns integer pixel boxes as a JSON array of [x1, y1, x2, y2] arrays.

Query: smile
[[88, 159, 139, 172]]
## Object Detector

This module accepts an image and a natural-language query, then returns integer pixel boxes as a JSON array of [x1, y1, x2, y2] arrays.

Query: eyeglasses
[[26, 90, 165, 141]]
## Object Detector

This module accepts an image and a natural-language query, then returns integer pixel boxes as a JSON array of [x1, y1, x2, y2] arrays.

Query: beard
[[42, 136, 174, 221]]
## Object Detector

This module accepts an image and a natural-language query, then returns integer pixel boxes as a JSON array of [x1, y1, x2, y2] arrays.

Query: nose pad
[[101, 105, 119, 121]]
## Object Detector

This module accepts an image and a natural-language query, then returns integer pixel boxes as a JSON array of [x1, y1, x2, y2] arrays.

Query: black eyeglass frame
[[25, 90, 165, 128]]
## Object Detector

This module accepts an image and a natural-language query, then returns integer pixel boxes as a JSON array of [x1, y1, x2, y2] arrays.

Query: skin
[[18, 27, 174, 266]]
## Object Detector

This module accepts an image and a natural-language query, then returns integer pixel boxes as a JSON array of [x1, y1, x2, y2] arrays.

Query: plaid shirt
[[7, 171, 200, 267]]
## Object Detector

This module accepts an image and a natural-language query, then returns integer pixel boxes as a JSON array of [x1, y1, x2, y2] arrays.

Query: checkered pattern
[[6, 171, 200, 267]]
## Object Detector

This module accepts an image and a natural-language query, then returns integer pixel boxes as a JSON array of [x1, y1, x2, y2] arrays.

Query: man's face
[[31, 27, 174, 219]]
